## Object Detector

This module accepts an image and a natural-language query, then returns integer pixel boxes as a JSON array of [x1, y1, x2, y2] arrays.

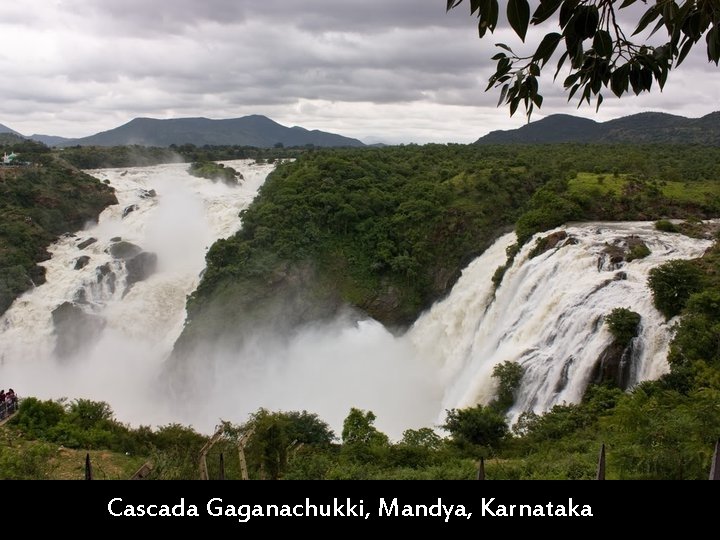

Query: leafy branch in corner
[[447, 0, 720, 118]]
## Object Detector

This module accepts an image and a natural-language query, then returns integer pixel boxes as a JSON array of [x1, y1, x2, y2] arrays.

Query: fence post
[[596, 444, 606, 480], [476, 457, 485, 480], [710, 439, 720, 480], [85, 453, 93, 480]]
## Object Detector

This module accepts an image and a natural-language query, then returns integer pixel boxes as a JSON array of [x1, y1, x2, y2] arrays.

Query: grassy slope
[[0, 426, 146, 480]]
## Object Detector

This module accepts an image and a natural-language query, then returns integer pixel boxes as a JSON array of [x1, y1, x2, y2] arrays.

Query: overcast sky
[[1, 1, 719, 144]]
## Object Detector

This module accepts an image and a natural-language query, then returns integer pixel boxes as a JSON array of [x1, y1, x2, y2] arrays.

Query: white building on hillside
[[2, 152, 17, 165]]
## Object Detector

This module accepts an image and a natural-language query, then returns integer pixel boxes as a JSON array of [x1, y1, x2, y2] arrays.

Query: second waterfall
[[407, 222, 712, 424]]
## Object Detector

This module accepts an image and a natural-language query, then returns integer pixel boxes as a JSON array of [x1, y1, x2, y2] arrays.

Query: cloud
[[0, 1, 718, 143]]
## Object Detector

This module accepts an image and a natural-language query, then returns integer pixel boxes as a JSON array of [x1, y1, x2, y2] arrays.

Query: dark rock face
[[125, 252, 158, 289], [140, 189, 156, 198], [107, 241, 142, 260], [96, 263, 116, 294], [590, 340, 635, 390], [74, 255, 91, 270], [122, 204, 139, 218], [110, 236, 122, 242], [598, 235, 650, 270], [530, 231, 575, 258], [51, 301, 106, 359], [614, 272, 628, 281], [77, 237, 97, 250]]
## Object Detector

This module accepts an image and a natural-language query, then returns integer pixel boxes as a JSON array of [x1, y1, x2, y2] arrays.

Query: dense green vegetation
[[605, 308, 641, 345], [179, 144, 554, 351], [0, 140, 117, 315], [188, 161, 241, 183], [58, 144, 308, 169], [178, 143, 720, 350]]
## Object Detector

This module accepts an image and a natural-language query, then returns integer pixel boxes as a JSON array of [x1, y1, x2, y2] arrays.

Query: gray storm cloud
[[0, 1, 718, 143]]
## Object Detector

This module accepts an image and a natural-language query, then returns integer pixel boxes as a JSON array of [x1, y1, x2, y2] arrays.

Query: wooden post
[[476, 457, 485, 480], [219, 453, 225, 480], [129, 462, 153, 480], [238, 427, 254, 480], [596, 443, 606, 480], [85, 453, 93, 480], [710, 439, 720, 480], [199, 427, 225, 480]]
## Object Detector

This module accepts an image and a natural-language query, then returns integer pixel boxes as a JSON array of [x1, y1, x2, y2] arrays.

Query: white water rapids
[[0, 162, 713, 438]]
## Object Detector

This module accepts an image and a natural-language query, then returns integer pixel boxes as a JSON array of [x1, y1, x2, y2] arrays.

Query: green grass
[[658, 179, 720, 204], [569, 172, 720, 205], [568, 172, 627, 196]]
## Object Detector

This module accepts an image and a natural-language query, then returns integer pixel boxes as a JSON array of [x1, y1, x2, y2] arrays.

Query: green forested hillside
[[178, 143, 720, 346], [174, 144, 552, 360], [0, 141, 117, 315]]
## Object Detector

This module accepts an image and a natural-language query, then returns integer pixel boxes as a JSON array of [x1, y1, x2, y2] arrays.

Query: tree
[[648, 259, 704, 319], [442, 404, 508, 448], [605, 307, 642, 345], [341, 408, 389, 446], [447, 0, 720, 118], [491, 360, 525, 412]]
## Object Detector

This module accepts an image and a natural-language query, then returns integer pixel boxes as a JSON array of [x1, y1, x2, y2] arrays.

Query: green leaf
[[567, 83, 581, 101], [640, 68, 653, 91], [559, 1, 576, 29], [629, 66, 641, 94], [553, 50, 569, 80], [533, 32, 562, 66], [487, 0, 499, 30], [495, 43, 515, 54], [610, 64, 630, 97], [595, 93, 603, 112], [447, 0, 464, 12], [633, 5, 661, 36], [676, 38, 694, 67], [498, 83, 510, 106], [574, 6, 599, 39], [507, 0, 531, 41], [531, 0, 563, 25], [708, 25, 720, 65], [532, 92, 543, 108], [509, 98, 520, 116], [619, 0, 638, 8], [593, 30, 613, 57]]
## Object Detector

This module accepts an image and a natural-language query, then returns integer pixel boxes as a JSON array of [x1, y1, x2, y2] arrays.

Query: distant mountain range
[[4, 111, 720, 148], [475, 111, 720, 145], [3, 115, 364, 148], [0, 123, 21, 136]]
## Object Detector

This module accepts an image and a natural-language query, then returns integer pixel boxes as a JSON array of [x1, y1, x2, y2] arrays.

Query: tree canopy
[[448, 0, 720, 118]]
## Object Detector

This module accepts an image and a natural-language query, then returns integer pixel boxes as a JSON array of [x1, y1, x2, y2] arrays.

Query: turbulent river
[[0, 162, 713, 437]]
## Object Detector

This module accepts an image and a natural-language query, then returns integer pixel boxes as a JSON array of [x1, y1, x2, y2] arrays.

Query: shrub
[[655, 219, 679, 233], [648, 260, 705, 319], [626, 243, 651, 262], [491, 361, 524, 412], [605, 308, 642, 345], [442, 405, 508, 449]]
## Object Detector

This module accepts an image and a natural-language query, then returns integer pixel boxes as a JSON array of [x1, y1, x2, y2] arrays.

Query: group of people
[[0, 389, 18, 419]]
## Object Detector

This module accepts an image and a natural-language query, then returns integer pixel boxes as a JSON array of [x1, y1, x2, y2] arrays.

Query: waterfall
[[407, 222, 713, 424], [0, 160, 276, 423], [0, 158, 713, 438]]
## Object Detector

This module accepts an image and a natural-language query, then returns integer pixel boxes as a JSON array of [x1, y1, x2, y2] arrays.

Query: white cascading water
[[0, 158, 714, 437], [408, 222, 713, 424], [0, 160, 276, 425]]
